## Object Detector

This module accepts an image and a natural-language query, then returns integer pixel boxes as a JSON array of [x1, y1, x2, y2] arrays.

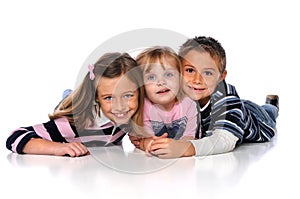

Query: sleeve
[[189, 129, 239, 156], [6, 127, 42, 154], [142, 98, 155, 136], [6, 117, 76, 154], [182, 98, 199, 138]]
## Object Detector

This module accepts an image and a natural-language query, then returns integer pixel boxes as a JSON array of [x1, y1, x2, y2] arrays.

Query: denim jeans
[[54, 89, 73, 110], [243, 100, 278, 128]]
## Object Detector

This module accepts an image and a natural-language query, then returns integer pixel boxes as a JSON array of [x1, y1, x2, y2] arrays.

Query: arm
[[189, 129, 238, 156], [149, 130, 238, 158], [6, 118, 89, 157], [23, 138, 89, 157], [148, 133, 195, 158], [128, 98, 156, 149], [180, 97, 199, 138]]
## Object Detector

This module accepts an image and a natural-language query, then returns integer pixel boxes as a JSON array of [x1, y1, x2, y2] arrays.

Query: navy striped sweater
[[199, 80, 276, 145], [6, 117, 129, 154]]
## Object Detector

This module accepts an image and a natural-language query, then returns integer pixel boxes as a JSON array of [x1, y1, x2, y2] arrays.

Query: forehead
[[143, 57, 179, 73], [182, 50, 219, 71], [97, 75, 137, 94]]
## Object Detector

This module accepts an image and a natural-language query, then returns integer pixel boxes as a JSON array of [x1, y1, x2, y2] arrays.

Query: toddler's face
[[181, 50, 226, 106], [97, 75, 139, 125], [143, 61, 180, 110]]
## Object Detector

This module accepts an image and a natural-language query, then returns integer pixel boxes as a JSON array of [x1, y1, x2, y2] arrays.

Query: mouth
[[156, 88, 170, 94], [112, 111, 130, 119], [188, 85, 206, 92]]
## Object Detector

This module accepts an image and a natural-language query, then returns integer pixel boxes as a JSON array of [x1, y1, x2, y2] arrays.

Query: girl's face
[[97, 75, 139, 125], [143, 60, 180, 110], [181, 50, 226, 106]]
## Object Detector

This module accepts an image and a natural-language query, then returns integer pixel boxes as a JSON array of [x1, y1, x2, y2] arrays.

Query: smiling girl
[[6, 52, 145, 157]]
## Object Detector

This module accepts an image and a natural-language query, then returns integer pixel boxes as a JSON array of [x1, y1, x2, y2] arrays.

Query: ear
[[220, 70, 227, 81]]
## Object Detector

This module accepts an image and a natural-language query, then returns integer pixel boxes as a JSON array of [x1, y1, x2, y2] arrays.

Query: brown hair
[[179, 36, 226, 73], [49, 52, 145, 131]]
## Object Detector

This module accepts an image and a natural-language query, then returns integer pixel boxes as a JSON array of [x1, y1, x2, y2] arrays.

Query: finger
[[152, 133, 168, 140], [160, 133, 168, 138], [70, 143, 88, 156], [145, 139, 154, 153], [150, 142, 168, 151], [151, 138, 169, 145], [151, 148, 167, 156]]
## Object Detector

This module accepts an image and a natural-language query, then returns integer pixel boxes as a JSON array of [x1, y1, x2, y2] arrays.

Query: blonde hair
[[136, 46, 184, 100], [49, 52, 145, 131]]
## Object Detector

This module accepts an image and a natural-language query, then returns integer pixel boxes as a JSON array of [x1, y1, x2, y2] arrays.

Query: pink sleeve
[[182, 97, 200, 138], [143, 98, 155, 136]]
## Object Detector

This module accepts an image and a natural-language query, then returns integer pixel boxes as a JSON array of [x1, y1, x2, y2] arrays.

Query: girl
[[6, 52, 145, 157], [129, 46, 199, 151]]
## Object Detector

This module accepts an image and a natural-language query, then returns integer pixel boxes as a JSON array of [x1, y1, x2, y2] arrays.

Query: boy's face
[[181, 50, 226, 106], [97, 75, 139, 125]]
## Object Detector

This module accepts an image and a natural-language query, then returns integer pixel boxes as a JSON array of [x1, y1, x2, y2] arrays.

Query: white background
[[0, 0, 299, 198]]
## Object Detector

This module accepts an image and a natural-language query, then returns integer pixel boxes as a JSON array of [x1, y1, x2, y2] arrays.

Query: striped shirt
[[200, 80, 276, 145], [6, 117, 129, 154]]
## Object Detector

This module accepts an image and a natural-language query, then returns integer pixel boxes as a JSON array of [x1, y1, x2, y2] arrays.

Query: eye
[[202, 70, 213, 76], [104, 96, 112, 101], [145, 74, 156, 81], [165, 72, 174, 78], [124, 93, 134, 99], [185, 68, 195, 74]]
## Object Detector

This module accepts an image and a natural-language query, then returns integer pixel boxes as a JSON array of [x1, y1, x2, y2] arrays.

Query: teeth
[[113, 111, 128, 118], [158, 89, 169, 93]]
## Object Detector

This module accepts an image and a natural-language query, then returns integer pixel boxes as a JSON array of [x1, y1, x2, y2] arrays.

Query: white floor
[[1, 115, 299, 199]]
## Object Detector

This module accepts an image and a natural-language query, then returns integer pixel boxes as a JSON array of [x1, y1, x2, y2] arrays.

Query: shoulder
[[180, 96, 197, 108], [144, 97, 153, 106], [212, 80, 240, 103]]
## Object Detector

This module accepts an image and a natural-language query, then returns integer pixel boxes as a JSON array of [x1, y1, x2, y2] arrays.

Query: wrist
[[139, 138, 145, 151], [183, 141, 196, 157]]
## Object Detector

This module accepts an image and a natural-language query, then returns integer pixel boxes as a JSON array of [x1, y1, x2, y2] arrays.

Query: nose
[[192, 72, 204, 84], [112, 98, 127, 112], [156, 77, 166, 86]]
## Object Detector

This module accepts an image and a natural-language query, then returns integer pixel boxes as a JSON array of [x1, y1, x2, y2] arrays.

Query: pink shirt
[[143, 96, 200, 140]]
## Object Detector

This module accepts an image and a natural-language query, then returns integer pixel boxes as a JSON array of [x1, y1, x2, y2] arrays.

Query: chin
[[114, 118, 131, 125]]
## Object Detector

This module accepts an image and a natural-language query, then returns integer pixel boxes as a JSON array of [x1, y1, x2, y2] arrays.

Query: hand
[[128, 135, 142, 149], [53, 142, 89, 157], [148, 134, 195, 159]]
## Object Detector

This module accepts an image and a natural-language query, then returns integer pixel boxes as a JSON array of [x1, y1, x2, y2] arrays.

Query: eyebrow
[[182, 64, 196, 68], [99, 90, 137, 97], [183, 64, 217, 72]]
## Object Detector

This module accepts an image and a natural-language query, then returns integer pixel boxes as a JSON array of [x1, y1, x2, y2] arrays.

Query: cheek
[[145, 85, 155, 97], [129, 96, 139, 110], [182, 74, 192, 83], [98, 99, 111, 110], [206, 80, 219, 93]]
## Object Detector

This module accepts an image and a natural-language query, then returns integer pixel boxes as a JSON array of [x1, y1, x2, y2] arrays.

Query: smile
[[112, 111, 130, 119], [188, 85, 206, 92]]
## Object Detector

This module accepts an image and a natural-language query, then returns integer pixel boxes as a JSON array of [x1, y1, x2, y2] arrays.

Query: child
[[6, 52, 145, 157], [146, 36, 279, 158], [129, 46, 199, 151]]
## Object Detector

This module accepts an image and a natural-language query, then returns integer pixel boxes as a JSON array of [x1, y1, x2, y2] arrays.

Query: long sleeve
[[180, 97, 199, 138], [190, 129, 239, 156], [6, 117, 77, 154]]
